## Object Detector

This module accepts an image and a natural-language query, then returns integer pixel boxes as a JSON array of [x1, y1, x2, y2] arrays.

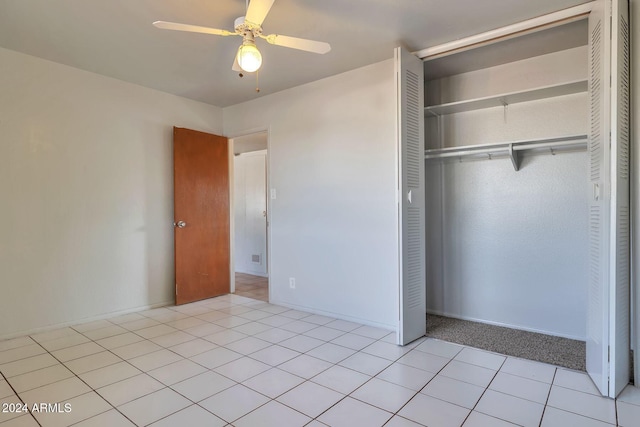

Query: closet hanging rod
[[423, 141, 586, 160], [511, 139, 586, 152], [424, 135, 587, 171], [424, 134, 587, 159]]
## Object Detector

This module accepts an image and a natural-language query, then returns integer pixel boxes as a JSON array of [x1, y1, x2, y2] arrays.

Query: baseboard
[[235, 269, 268, 278], [270, 298, 396, 332], [0, 300, 174, 341], [426, 309, 586, 342]]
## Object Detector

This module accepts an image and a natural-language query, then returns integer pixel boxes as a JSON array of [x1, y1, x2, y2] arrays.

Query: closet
[[396, 0, 631, 398], [424, 28, 590, 345]]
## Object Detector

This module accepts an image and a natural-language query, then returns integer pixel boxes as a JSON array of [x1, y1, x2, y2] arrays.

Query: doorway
[[231, 132, 269, 302]]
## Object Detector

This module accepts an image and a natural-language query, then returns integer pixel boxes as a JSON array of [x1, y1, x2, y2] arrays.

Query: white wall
[[224, 59, 398, 329], [0, 47, 223, 338], [233, 132, 268, 154], [425, 48, 589, 339], [427, 150, 589, 339], [426, 46, 587, 105], [233, 151, 268, 277]]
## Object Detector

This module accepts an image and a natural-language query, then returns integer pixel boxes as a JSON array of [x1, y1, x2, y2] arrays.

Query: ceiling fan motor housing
[[234, 16, 262, 37]]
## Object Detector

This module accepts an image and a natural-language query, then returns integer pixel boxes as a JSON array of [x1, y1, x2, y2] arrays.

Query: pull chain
[[502, 100, 508, 123], [255, 70, 260, 93]]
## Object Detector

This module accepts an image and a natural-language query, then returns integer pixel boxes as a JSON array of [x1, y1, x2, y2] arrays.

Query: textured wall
[[224, 60, 398, 329], [425, 48, 589, 339], [0, 47, 223, 338]]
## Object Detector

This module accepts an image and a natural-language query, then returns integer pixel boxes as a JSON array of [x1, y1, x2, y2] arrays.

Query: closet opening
[[423, 19, 590, 371]]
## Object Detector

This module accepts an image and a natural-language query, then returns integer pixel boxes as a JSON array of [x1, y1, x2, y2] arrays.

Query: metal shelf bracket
[[509, 143, 519, 171]]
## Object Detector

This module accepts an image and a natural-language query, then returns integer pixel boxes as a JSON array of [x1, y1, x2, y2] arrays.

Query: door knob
[[174, 221, 186, 228]]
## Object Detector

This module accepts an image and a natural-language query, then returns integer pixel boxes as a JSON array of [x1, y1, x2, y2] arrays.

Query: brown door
[[173, 127, 230, 304]]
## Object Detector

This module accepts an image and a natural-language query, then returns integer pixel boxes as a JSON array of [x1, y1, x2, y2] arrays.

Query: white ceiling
[[0, 0, 590, 107]]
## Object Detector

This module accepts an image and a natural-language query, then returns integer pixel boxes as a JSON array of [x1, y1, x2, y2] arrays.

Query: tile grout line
[[1, 315, 535, 427], [383, 342, 467, 426], [64, 296, 322, 425], [208, 320, 400, 424], [266, 329, 404, 425], [0, 370, 42, 427], [460, 354, 509, 426], [156, 308, 339, 424], [4, 298, 400, 426], [28, 333, 141, 427], [67, 316, 245, 424], [300, 335, 433, 425], [538, 368, 558, 427], [5, 295, 610, 427], [181, 314, 406, 425]]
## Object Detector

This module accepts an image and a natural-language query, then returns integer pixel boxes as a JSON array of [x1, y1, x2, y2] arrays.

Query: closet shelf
[[424, 135, 588, 171], [424, 80, 588, 116]]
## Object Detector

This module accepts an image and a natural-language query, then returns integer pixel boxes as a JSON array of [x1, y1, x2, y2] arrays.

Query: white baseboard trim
[[0, 300, 174, 341], [426, 309, 586, 342], [270, 298, 395, 332], [235, 269, 268, 278]]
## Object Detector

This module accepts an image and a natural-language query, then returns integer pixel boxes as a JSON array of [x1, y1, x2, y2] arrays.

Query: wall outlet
[[289, 277, 296, 289]]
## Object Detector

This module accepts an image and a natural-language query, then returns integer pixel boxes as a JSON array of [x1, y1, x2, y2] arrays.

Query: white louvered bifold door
[[586, 0, 611, 397], [395, 47, 426, 346], [609, 0, 630, 398], [586, 0, 631, 398]]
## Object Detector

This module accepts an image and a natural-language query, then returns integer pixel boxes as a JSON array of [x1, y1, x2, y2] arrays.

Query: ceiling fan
[[153, 0, 331, 74]]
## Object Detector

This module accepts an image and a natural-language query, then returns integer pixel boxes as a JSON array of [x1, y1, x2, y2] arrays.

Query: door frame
[[631, 0, 640, 389], [228, 128, 272, 301]]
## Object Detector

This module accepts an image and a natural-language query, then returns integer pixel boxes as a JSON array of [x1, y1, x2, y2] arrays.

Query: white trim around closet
[[414, 2, 596, 60]]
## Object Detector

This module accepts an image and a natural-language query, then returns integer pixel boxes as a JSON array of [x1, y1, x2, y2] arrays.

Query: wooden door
[[174, 127, 230, 304]]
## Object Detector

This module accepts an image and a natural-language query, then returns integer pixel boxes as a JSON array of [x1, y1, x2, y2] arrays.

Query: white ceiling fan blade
[[245, 0, 275, 26], [262, 34, 331, 54], [152, 21, 235, 37], [232, 55, 242, 72]]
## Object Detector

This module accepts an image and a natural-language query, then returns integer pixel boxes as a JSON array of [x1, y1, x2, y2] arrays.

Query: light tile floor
[[0, 294, 638, 426]]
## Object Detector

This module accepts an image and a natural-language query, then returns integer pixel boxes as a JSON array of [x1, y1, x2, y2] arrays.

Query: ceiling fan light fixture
[[237, 40, 262, 73], [153, 0, 331, 77]]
